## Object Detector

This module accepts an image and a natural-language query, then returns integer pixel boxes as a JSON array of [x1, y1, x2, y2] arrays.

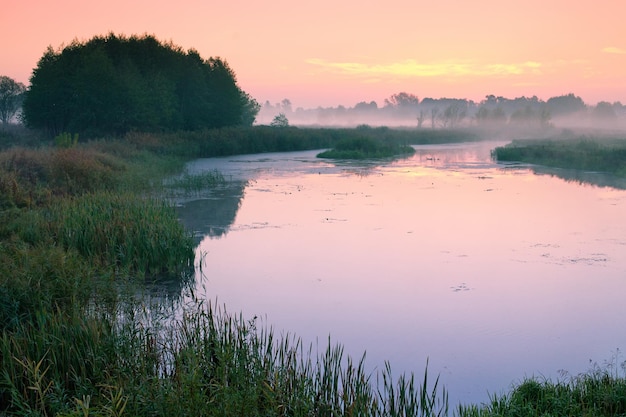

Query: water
[[178, 141, 626, 407]]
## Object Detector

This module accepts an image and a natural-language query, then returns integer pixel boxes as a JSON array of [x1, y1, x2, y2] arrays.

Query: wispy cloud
[[602, 46, 626, 55], [306, 59, 543, 78]]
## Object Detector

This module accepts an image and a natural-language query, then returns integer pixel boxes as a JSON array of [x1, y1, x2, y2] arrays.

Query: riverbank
[[492, 133, 626, 176], [1, 126, 625, 416]]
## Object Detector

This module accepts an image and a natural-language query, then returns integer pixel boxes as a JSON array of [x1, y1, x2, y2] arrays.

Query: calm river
[[177, 141, 626, 406]]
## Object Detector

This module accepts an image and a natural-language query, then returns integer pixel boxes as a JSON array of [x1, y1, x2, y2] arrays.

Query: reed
[[165, 169, 226, 195], [1, 294, 451, 416], [9, 192, 194, 276]]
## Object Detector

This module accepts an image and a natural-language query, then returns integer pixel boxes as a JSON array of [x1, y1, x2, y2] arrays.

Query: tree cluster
[[21, 33, 260, 137], [257, 92, 624, 129]]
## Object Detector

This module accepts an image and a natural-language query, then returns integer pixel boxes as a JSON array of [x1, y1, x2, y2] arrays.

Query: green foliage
[[493, 136, 626, 176], [458, 359, 626, 417], [54, 132, 79, 148], [22, 33, 260, 137], [317, 136, 416, 159]]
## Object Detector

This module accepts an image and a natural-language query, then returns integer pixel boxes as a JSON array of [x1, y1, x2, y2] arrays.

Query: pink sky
[[2, 0, 625, 108]]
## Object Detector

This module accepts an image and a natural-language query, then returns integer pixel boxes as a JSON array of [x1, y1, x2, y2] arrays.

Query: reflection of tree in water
[[176, 181, 247, 244], [532, 166, 626, 190], [142, 268, 195, 305]]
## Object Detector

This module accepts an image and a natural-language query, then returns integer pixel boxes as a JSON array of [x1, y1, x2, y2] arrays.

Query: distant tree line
[[21, 33, 260, 137], [258, 92, 625, 128]]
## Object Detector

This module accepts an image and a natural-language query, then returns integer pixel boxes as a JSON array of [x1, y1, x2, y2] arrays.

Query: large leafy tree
[[22, 33, 259, 137], [0, 76, 27, 125]]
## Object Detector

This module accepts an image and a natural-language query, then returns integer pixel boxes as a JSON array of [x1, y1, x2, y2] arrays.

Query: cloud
[[602, 46, 626, 55], [306, 59, 543, 79]]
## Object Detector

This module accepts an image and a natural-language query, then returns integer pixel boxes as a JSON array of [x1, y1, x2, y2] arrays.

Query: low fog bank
[[256, 93, 626, 133]]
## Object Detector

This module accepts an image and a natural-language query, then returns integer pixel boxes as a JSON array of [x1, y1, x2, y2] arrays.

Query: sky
[[2, 0, 626, 109]]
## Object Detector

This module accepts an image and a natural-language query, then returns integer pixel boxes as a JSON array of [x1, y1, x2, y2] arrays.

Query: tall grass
[[458, 355, 626, 416], [1, 298, 450, 416], [7, 192, 194, 276]]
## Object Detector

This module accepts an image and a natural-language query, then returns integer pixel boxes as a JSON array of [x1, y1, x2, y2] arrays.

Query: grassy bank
[[317, 136, 416, 159], [2, 126, 626, 416], [492, 135, 626, 176]]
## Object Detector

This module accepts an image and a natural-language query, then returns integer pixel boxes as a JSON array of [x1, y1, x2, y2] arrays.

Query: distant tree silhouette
[[384, 92, 420, 108], [270, 113, 289, 127], [0, 76, 26, 125], [546, 93, 586, 117], [593, 101, 617, 120]]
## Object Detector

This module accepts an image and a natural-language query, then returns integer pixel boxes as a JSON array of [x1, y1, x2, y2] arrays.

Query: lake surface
[[178, 141, 626, 406]]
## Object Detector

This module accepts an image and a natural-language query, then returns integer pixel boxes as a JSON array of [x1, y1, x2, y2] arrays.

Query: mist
[[255, 93, 626, 133]]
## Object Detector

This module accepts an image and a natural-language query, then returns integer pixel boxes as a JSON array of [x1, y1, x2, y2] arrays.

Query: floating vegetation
[[317, 136, 416, 160]]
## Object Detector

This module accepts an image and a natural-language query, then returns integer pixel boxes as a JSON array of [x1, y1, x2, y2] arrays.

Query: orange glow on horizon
[[2, 0, 626, 108]]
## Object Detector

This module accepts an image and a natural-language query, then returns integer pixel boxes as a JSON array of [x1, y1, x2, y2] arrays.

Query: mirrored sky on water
[[183, 142, 626, 406]]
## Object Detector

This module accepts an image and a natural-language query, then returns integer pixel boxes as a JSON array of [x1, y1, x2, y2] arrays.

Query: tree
[[430, 107, 440, 128], [270, 113, 289, 127], [280, 98, 293, 114], [416, 109, 426, 128], [593, 101, 617, 120], [546, 93, 586, 117], [0, 76, 26, 125], [22, 33, 258, 137], [441, 103, 466, 128], [384, 92, 420, 108], [240, 92, 260, 126]]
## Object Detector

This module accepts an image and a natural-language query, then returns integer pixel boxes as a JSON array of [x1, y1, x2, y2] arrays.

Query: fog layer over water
[[180, 142, 626, 406]]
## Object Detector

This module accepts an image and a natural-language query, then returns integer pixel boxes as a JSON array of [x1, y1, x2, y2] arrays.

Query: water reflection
[[176, 142, 626, 407], [175, 182, 247, 243], [528, 165, 626, 189]]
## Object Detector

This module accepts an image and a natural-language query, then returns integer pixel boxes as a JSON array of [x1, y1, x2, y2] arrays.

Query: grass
[[8, 192, 194, 276], [317, 136, 416, 160], [1, 297, 452, 416], [460, 356, 626, 417], [2, 125, 626, 416], [492, 135, 626, 176], [165, 169, 226, 195]]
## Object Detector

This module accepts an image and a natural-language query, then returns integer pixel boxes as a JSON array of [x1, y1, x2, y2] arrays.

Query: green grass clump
[[317, 136, 416, 160], [458, 360, 626, 417], [493, 136, 626, 176]]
